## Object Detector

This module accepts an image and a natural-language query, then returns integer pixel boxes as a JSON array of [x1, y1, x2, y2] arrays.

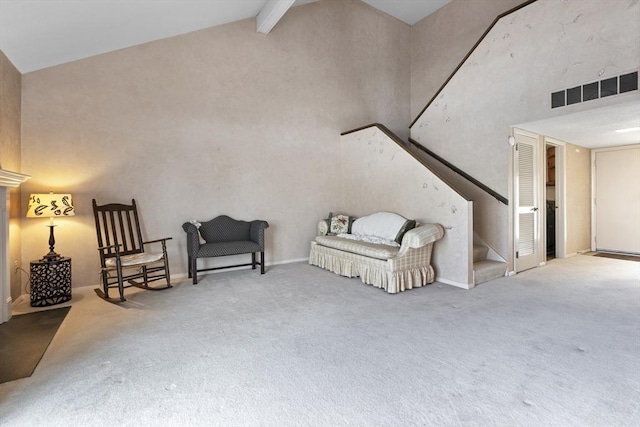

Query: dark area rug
[[0, 306, 70, 384], [594, 252, 640, 262]]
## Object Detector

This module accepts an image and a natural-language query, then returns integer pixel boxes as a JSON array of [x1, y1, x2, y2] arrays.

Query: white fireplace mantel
[[0, 168, 31, 187], [1, 168, 31, 324]]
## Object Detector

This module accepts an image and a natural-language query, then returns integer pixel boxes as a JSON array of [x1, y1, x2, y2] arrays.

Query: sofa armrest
[[250, 220, 269, 248], [401, 224, 444, 250], [317, 219, 329, 236], [182, 222, 201, 256]]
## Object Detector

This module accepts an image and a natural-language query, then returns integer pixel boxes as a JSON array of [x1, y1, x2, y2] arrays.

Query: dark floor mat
[[594, 252, 640, 262], [0, 306, 71, 384]]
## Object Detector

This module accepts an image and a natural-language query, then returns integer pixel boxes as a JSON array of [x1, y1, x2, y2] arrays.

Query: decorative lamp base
[[42, 251, 62, 262], [41, 224, 60, 261]]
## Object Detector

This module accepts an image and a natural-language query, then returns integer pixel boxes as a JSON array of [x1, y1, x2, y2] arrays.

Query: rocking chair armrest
[[142, 237, 173, 245], [98, 243, 123, 252]]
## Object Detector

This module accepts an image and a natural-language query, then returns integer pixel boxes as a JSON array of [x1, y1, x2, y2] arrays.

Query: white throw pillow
[[351, 212, 407, 241]]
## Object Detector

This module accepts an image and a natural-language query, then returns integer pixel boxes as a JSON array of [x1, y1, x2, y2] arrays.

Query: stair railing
[[341, 123, 472, 203], [409, 137, 508, 205], [409, 0, 537, 128]]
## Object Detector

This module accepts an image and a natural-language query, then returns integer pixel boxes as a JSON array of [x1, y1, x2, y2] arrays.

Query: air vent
[[567, 86, 581, 105], [551, 91, 565, 108], [600, 77, 618, 97], [620, 71, 639, 93], [551, 70, 638, 109], [582, 82, 598, 101]]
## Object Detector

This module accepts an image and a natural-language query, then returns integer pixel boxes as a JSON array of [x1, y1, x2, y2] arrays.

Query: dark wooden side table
[[30, 257, 72, 307]]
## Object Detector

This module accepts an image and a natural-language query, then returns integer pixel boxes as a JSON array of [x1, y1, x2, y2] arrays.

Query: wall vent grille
[[551, 71, 638, 109]]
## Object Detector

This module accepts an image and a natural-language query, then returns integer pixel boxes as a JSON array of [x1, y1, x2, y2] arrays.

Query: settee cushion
[[315, 235, 399, 260], [197, 241, 262, 258]]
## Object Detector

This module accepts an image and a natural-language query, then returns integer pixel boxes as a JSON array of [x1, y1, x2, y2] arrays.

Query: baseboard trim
[[271, 257, 309, 266], [11, 294, 27, 310], [435, 277, 473, 290]]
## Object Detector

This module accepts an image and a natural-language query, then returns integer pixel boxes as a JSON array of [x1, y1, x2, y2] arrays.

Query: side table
[[30, 257, 72, 307]]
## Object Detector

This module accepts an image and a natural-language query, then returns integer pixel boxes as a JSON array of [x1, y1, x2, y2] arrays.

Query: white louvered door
[[515, 132, 539, 272]]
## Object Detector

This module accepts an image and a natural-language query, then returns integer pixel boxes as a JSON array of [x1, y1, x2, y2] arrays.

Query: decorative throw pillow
[[395, 219, 417, 244], [328, 212, 355, 235], [351, 212, 407, 241], [190, 219, 206, 244]]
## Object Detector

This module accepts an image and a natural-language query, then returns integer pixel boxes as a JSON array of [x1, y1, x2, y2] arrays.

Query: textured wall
[[411, 147, 509, 259], [410, 0, 527, 120], [565, 142, 591, 255], [411, 0, 640, 260], [0, 51, 20, 173], [340, 126, 473, 286], [409, 0, 527, 260], [0, 50, 23, 301], [20, 0, 411, 288]]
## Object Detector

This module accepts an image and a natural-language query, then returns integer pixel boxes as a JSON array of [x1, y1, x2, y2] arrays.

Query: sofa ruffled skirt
[[309, 240, 435, 294]]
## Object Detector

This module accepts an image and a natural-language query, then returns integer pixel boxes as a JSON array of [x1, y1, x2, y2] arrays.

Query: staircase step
[[474, 260, 507, 285], [473, 244, 489, 262]]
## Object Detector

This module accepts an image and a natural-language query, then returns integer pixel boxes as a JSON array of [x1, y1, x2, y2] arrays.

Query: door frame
[[510, 128, 567, 274], [591, 144, 640, 253], [543, 137, 566, 260], [1, 187, 9, 323]]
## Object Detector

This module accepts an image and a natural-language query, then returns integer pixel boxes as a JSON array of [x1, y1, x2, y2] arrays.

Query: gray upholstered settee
[[182, 215, 269, 284], [309, 212, 444, 293]]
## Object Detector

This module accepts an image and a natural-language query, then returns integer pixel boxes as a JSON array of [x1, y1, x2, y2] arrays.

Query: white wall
[[565, 142, 591, 255], [410, 0, 526, 120], [340, 126, 473, 287], [411, 0, 640, 261], [20, 0, 411, 288]]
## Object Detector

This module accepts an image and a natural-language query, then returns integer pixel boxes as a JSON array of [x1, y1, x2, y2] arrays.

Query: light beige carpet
[[1, 255, 639, 426]]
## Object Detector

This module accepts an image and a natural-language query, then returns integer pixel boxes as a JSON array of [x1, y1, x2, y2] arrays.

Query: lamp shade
[[26, 193, 75, 218]]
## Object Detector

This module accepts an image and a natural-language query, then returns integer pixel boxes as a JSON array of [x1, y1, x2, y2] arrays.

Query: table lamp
[[26, 193, 75, 261]]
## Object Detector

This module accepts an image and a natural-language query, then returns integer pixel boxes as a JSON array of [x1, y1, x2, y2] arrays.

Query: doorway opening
[[544, 137, 566, 261], [545, 144, 557, 260]]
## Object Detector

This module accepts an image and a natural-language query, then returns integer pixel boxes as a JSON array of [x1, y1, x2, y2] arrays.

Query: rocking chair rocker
[[92, 199, 172, 302]]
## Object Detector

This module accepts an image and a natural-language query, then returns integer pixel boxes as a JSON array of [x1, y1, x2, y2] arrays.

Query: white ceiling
[[517, 100, 640, 149], [0, 0, 450, 74], [360, 0, 449, 26]]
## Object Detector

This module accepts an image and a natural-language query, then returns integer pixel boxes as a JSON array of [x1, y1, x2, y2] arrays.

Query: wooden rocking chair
[[92, 199, 172, 302]]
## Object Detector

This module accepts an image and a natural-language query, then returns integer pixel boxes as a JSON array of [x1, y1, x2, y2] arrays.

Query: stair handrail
[[409, 137, 508, 205], [409, 0, 537, 128], [341, 123, 471, 202]]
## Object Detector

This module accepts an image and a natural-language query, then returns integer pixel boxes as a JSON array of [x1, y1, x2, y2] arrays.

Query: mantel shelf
[[0, 169, 30, 188]]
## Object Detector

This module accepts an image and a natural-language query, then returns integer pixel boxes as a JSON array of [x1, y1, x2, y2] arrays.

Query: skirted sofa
[[309, 212, 444, 293]]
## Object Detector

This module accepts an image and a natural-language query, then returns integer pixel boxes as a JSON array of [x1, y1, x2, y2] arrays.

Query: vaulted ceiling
[[0, 0, 450, 73], [1, 0, 637, 148]]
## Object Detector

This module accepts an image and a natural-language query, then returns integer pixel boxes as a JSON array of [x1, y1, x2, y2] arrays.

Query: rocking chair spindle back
[[92, 199, 172, 302]]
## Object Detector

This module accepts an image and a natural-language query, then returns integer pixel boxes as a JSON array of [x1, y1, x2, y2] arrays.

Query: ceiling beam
[[256, 0, 295, 34]]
